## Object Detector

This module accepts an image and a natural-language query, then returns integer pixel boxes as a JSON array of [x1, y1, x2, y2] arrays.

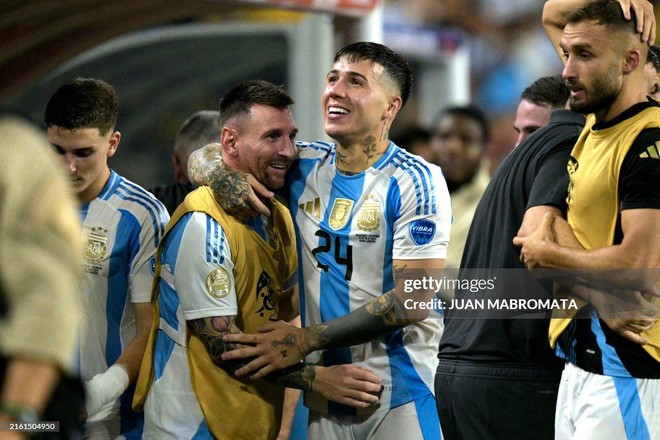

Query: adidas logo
[[639, 143, 660, 159], [299, 198, 321, 219]]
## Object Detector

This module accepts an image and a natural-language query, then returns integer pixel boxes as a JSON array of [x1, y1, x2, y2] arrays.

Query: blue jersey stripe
[[160, 214, 191, 329], [383, 179, 398, 294], [116, 180, 166, 244], [99, 170, 121, 201], [386, 330, 433, 407], [613, 377, 652, 440], [398, 151, 433, 215], [392, 152, 425, 215], [153, 331, 176, 381], [413, 394, 442, 439], [591, 315, 630, 376], [105, 212, 134, 365], [205, 217, 225, 265], [401, 150, 437, 214]]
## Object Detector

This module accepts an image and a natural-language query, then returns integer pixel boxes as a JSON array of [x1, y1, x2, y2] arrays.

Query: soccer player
[[45, 78, 170, 439], [192, 42, 452, 439], [515, 0, 660, 437], [134, 80, 382, 439]]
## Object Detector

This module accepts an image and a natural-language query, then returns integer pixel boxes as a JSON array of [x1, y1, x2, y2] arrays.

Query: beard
[[568, 72, 619, 115]]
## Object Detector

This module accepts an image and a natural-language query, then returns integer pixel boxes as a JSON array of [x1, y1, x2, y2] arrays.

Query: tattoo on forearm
[[189, 316, 243, 366], [208, 162, 251, 212], [366, 291, 412, 326], [268, 364, 316, 392]]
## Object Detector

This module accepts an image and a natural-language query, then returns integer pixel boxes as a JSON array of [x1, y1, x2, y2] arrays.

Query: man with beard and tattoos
[[190, 42, 452, 439], [514, 0, 660, 438], [134, 80, 382, 440]]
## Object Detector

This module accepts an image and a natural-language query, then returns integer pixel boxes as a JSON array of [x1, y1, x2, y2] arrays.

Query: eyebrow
[[326, 69, 369, 82]]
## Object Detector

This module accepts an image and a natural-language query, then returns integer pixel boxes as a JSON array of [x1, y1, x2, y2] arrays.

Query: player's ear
[[623, 49, 641, 74], [107, 131, 121, 158], [384, 96, 403, 119], [221, 127, 239, 158]]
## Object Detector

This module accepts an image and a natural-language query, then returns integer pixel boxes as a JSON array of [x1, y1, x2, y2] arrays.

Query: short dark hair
[[219, 80, 293, 126], [647, 45, 660, 72], [44, 77, 118, 135], [434, 105, 490, 144], [565, 0, 638, 36], [520, 75, 570, 110], [174, 110, 221, 159], [334, 42, 413, 108]]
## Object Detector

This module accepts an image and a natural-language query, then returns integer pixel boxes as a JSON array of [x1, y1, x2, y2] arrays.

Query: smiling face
[[322, 57, 400, 148], [561, 21, 623, 118], [224, 104, 297, 190], [47, 125, 119, 203]]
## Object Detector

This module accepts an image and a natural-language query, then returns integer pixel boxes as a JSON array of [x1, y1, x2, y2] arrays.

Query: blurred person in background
[[45, 78, 169, 439], [0, 113, 83, 439], [391, 126, 433, 162], [430, 105, 490, 269], [643, 45, 660, 100], [513, 74, 571, 147], [149, 110, 220, 215]]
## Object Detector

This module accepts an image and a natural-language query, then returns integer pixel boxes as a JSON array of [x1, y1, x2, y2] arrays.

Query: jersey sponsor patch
[[206, 267, 231, 299], [409, 219, 436, 245]]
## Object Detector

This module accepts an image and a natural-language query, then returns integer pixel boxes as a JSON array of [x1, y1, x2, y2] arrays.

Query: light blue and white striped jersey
[[287, 141, 451, 416], [79, 170, 169, 435], [143, 211, 236, 439]]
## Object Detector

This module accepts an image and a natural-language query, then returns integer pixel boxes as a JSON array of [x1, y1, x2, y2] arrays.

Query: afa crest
[[84, 226, 108, 262], [329, 198, 354, 230], [356, 194, 381, 232], [206, 267, 232, 299]]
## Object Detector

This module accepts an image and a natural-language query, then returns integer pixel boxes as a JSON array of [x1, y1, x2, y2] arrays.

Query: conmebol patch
[[409, 219, 436, 245]]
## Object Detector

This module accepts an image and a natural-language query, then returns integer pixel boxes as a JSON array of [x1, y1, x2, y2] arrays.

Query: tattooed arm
[[221, 258, 443, 379], [188, 315, 382, 406]]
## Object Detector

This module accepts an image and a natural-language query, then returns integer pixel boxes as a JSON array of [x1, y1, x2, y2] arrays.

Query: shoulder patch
[[206, 267, 232, 299], [409, 219, 436, 246]]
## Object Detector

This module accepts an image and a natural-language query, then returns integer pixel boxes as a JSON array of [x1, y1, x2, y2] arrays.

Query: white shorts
[[307, 394, 440, 440], [556, 362, 660, 440]]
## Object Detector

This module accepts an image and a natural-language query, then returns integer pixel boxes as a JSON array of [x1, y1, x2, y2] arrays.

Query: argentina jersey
[[143, 211, 236, 439], [79, 170, 168, 428], [287, 140, 451, 415]]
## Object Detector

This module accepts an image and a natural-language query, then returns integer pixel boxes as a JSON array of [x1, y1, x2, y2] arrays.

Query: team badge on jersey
[[356, 194, 381, 232], [84, 226, 108, 262], [329, 198, 354, 230], [409, 219, 436, 245], [206, 267, 231, 299]]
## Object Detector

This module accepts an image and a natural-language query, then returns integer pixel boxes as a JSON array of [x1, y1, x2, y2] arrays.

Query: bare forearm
[[114, 331, 150, 382]]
